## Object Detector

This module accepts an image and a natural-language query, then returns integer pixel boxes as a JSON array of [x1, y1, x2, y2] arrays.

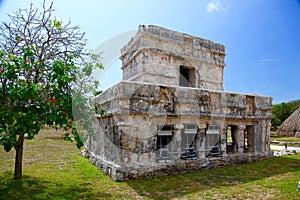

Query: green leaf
[[63, 133, 73, 142]]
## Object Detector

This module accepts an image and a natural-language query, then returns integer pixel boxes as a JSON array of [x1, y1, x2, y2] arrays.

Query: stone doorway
[[245, 125, 254, 153], [226, 125, 238, 153]]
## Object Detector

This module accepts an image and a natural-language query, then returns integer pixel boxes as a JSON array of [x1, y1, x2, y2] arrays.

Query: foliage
[[0, 1, 102, 179], [1, 134, 300, 199], [272, 100, 300, 128]]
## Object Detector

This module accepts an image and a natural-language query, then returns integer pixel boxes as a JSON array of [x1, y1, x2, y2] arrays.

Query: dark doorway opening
[[179, 66, 195, 87], [227, 125, 238, 153], [245, 125, 254, 153], [156, 125, 173, 158]]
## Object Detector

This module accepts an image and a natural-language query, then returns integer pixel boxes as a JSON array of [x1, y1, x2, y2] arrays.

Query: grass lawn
[[1, 130, 300, 199], [270, 134, 300, 147], [270, 132, 300, 142]]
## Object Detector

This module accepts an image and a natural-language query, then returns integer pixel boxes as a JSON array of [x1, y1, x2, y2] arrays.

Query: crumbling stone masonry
[[83, 25, 273, 181]]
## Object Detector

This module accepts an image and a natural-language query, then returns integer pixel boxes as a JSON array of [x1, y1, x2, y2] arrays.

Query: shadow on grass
[[126, 155, 300, 200], [0, 173, 47, 200], [0, 172, 113, 200]]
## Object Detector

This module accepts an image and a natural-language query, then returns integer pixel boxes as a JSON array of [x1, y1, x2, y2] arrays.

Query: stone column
[[231, 126, 238, 153], [253, 121, 262, 153], [246, 126, 254, 153], [173, 124, 184, 156], [265, 121, 272, 152], [237, 125, 246, 153], [220, 126, 227, 155], [260, 121, 266, 152], [198, 124, 207, 158]]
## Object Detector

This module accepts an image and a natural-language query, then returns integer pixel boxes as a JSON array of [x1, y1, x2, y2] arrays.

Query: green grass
[[270, 135, 300, 147], [1, 131, 300, 199], [271, 135, 300, 143]]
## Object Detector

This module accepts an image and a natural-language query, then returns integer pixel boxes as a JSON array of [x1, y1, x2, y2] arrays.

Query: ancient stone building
[[83, 25, 273, 181]]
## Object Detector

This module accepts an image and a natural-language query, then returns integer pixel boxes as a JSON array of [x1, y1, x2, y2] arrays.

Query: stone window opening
[[179, 65, 195, 87], [181, 124, 198, 160], [226, 126, 233, 153], [205, 125, 221, 156], [226, 125, 238, 153], [156, 125, 174, 158], [244, 129, 248, 153]]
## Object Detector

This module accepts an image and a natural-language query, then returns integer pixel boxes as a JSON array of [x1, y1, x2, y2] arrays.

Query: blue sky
[[0, 0, 299, 104]]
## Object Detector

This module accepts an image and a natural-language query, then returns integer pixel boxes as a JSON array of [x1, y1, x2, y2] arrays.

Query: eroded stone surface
[[120, 25, 226, 91], [84, 25, 273, 181]]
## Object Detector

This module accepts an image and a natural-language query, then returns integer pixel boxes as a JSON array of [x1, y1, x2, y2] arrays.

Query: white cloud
[[206, 0, 226, 13], [258, 59, 280, 65]]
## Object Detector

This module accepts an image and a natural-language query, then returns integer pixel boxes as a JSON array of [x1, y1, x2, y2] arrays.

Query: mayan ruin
[[83, 25, 273, 181]]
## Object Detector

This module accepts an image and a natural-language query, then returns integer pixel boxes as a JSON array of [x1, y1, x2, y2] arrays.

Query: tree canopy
[[0, 1, 102, 179], [272, 100, 300, 128]]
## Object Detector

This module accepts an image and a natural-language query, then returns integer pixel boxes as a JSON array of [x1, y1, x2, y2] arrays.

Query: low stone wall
[[271, 140, 300, 146], [82, 149, 273, 182]]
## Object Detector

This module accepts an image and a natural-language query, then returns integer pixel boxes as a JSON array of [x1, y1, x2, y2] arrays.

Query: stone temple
[[83, 25, 273, 181]]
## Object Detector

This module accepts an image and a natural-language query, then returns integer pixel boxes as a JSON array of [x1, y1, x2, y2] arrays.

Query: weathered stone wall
[[94, 81, 272, 119], [85, 25, 273, 182], [83, 148, 273, 181], [120, 25, 225, 91], [87, 81, 273, 181]]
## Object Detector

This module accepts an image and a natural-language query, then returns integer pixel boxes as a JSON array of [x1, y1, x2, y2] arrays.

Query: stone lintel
[[198, 124, 207, 130], [174, 124, 184, 130], [238, 125, 246, 130]]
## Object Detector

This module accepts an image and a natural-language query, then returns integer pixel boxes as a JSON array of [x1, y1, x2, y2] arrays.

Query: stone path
[[270, 145, 300, 157], [270, 145, 300, 152]]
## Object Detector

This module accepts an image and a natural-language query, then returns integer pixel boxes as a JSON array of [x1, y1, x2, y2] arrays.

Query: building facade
[[83, 25, 273, 181]]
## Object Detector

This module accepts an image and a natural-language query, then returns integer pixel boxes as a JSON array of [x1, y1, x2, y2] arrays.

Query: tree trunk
[[14, 134, 24, 180]]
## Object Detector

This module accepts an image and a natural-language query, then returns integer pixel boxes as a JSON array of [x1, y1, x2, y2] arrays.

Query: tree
[[272, 100, 300, 128], [0, 1, 102, 179]]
